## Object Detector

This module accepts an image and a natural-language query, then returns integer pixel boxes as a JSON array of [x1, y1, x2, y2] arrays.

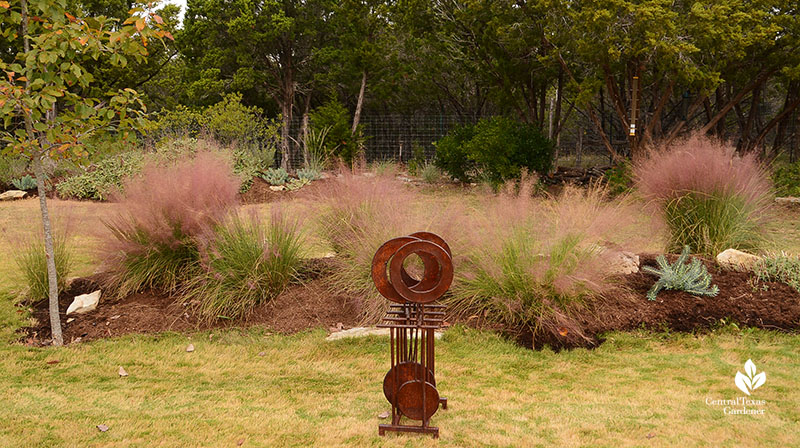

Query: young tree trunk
[[352, 70, 367, 134], [33, 156, 63, 346], [21, 0, 62, 346]]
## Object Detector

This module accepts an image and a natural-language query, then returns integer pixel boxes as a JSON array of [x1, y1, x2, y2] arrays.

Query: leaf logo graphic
[[735, 359, 766, 396]]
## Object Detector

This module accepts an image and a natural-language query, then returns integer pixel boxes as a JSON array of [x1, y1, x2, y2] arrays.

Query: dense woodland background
[[4, 0, 800, 166]]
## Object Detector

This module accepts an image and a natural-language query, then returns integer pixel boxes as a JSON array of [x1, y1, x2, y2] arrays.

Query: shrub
[[447, 182, 633, 347], [303, 125, 333, 171], [0, 156, 28, 189], [56, 152, 145, 200], [435, 117, 554, 185], [261, 167, 289, 186], [286, 178, 311, 191], [753, 252, 800, 294], [310, 99, 365, 164], [772, 162, 800, 197], [296, 168, 321, 182], [634, 135, 772, 257], [101, 152, 240, 297], [181, 210, 303, 322], [642, 246, 719, 300], [604, 161, 633, 196], [434, 123, 476, 183], [16, 231, 73, 301], [11, 175, 37, 190]]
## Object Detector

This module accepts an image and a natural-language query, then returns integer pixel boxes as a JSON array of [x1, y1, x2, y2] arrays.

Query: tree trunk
[[301, 92, 311, 167], [33, 157, 63, 346], [21, 0, 62, 346], [352, 70, 367, 134]]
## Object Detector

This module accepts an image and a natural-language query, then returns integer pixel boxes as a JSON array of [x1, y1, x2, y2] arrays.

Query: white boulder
[[716, 249, 760, 271], [0, 190, 26, 201], [66, 290, 101, 315]]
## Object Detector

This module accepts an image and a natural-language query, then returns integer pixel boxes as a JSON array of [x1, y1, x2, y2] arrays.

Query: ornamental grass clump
[[448, 179, 636, 347], [101, 151, 240, 297], [181, 209, 304, 322], [634, 135, 772, 257], [642, 246, 719, 300], [15, 231, 73, 301]]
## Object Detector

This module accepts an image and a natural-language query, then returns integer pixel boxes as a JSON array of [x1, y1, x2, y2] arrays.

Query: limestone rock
[[269, 185, 285, 192], [66, 290, 101, 315], [716, 249, 760, 271], [775, 197, 800, 205], [0, 190, 26, 201], [606, 250, 640, 275], [325, 326, 442, 341]]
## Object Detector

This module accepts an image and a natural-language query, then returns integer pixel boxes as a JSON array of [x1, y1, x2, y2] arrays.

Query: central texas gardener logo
[[735, 359, 766, 396]]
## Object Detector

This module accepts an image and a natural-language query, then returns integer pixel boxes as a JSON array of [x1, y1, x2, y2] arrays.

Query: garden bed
[[21, 259, 362, 345], [20, 254, 800, 348]]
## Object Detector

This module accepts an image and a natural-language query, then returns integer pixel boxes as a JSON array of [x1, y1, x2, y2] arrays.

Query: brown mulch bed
[[21, 258, 361, 345], [20, 254, 800, 348]]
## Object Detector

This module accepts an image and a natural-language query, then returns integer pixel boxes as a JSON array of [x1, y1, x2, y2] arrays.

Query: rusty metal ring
[[389, 240, 453, 304], [371, 236, 418, 303]]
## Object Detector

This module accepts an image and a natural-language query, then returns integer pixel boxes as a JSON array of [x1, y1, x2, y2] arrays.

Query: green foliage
[[604, 162, 633, 196], [11, 175, 36, 190], [296, 168, 321, 182], [303, 125, 333, 171], [434, 124, 476, 183], [772, 162, 800, 197], [310, 100, 364, 163], [642, 246, 719, 301], [261, 168, 289, 186], [435, 117, 554, 185], [663, 193, 767, 258], [232, 148, 262, 193], [15, 233, 73, 301], [753, 253, 800, 294], [56, 152, 145, 200], [407, 143, 426, 176], [181, 212, 303, 322], [0, 156, 27, 189], [201, 93, 281, 148], [286, 178, 311, 191]]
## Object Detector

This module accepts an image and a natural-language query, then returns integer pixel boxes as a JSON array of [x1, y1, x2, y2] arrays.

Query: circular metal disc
[[382, 361, 436, 405], [397, 380, 440, 421], [409, 231, 452, 257]]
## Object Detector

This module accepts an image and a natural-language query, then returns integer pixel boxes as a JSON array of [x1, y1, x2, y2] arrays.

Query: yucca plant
[[181, 209, 304, 321], [642, 246, 719, 300]]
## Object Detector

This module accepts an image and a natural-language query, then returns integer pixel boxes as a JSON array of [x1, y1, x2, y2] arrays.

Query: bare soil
[[20, 254, 800, 348]]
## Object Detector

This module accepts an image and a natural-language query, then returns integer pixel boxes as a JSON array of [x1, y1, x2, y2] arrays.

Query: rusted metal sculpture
[[373, 232, 452, 438]]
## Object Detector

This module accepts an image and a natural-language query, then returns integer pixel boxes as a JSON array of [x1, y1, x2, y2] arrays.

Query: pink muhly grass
[[634, 134, 771, 207], [633, 134, 773, 255], [100, 151, 240, 295], [449, 182, 636, 347]]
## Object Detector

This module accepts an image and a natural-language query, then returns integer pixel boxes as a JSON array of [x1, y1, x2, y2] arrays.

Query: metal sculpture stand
[[372, 232, 453, 438]]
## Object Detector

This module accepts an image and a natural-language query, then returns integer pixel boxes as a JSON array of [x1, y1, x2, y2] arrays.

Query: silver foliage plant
[[643, 245, 719, 300]]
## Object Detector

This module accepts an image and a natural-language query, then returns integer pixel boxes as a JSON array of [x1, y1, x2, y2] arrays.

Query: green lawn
[[0, 328, 798, 447], [2, 197, 800, 447]]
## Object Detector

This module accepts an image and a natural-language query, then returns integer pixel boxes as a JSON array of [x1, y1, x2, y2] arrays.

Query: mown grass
[[0, 328, 798, 447]]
